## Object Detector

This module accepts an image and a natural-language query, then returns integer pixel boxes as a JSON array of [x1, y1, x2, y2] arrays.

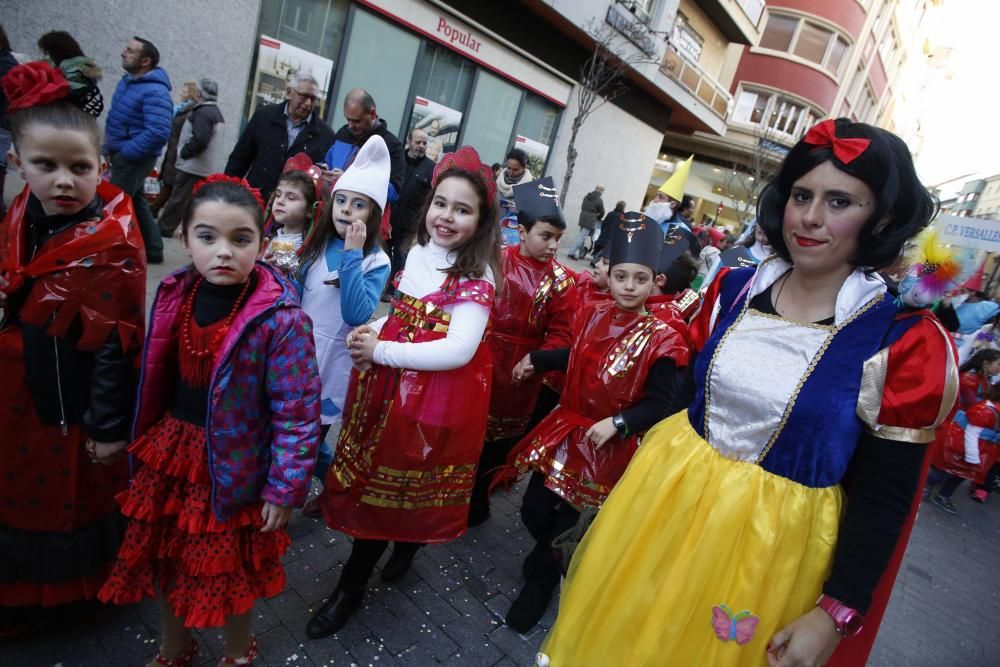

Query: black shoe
[[505, 579, 556, 634], [146, 254, 164, 265], [380, 545, 418, 582], [305, 588, 364, 639], [932, 494, 958, 515]]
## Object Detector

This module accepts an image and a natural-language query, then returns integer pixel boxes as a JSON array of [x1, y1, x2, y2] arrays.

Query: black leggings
[[338, 539, 422, 592], [519, 472, 580, 589]]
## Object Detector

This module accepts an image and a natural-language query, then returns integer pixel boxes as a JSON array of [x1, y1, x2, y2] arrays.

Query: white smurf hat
[[333, 135, 391, 211]]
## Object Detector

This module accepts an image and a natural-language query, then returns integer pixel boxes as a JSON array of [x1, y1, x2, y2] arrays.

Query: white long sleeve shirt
[[373, 240, 493, 372]]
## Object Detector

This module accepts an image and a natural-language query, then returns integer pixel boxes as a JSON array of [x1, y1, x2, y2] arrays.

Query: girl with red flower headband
[[97, 175, 322, 666], [0, 61, 145, 642], [305, 146, 501, 639]]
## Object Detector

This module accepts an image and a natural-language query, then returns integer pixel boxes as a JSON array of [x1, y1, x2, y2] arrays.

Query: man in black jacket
[[320, 89, 405, 208], [387, 127, 434, 280], [224, 71, 335, 198]]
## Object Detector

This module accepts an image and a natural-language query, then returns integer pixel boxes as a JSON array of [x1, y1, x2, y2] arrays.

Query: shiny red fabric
[[0, 182, 142, 607], [0, 182, 146, 352], [99, 415, 289, 628], [323, 281, 495, 543], [573, 272, 613, 312], [645, 290, 699, 351], [959, 370, 987, 411], [930, 402, 1000, 484], [487, 246, 576, 439], [503, 301, 689, 507]]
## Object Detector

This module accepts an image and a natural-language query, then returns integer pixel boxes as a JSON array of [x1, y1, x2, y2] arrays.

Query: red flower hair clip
[[433, 146, 497, 209], [193, 174, 266, 212], [803, 119, 871, 165], [282, 152, 325, 200], [1, 61, 71, 112]]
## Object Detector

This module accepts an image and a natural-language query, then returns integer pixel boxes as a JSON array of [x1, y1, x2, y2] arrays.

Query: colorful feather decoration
[[897, 227, 975, 307]]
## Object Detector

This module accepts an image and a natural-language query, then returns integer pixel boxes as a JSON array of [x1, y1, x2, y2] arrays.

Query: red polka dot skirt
[[98, 415, 289, 628]]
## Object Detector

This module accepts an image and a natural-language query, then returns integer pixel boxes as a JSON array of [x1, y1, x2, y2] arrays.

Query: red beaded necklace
[[178, 275, 253, 387]]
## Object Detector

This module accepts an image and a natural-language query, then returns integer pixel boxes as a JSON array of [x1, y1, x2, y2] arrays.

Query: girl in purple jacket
[[99, 175, 321, 666]]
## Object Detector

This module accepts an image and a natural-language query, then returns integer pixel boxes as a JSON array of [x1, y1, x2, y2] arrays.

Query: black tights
[[338, 539, 422, 592], [519, 472, 581, 589]]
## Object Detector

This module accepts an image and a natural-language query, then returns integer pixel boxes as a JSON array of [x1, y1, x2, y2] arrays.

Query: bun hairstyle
[[3, 61, 101, 151], [757, 118, 938, 271]]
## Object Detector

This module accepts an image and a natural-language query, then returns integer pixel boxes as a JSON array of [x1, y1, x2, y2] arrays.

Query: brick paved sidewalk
[[5, 243, 999, 666]]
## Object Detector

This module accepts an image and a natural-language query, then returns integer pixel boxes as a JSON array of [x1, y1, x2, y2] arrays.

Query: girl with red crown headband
[[0, 61, 146, 643], [536, 118, 958, 667], [305, 146, 502, 639], [97, 174, 322, 666]]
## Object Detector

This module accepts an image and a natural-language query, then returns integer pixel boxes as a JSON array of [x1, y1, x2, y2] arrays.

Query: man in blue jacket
[[105, 36, 173, 263]]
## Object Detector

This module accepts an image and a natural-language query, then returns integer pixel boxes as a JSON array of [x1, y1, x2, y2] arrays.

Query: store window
[[460, 70, 522, 166], [513, 93, 561, 177], [247, 0, 349, 119], [732, 89, 769, 124], [758, 12, 850, 77], [403, 42, 477, 160], [331, 9, 421, 135]]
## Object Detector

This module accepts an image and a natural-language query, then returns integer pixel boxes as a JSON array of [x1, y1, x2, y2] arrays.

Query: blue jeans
[[315, 424, 333, 483], [568, 228, 592, 257]]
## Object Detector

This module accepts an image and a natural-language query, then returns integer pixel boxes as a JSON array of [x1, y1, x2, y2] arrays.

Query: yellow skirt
[[538, 412, 844, 667]]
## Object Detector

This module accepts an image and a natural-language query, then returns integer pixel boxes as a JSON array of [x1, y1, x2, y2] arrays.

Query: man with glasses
[[225, 71, 335, 198]]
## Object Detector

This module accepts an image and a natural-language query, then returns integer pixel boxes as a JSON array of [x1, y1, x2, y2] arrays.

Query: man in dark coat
[[224, 71, 335, 198], [386, 127, 434, 280], [320, 88, 405, 207], [568, 186, 604, 260]]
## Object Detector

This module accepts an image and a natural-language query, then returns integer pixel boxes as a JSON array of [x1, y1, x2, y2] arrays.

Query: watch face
[[843, 613, 864, 637]]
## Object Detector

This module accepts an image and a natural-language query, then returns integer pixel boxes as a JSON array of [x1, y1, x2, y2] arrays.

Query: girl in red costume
[[306, 146, 501, 639], [498, 212, 690, 633], [0, 62, 146, 641]]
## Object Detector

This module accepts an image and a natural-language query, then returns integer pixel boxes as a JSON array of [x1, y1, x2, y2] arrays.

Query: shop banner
[[515, 135, 550, 178], [249, 35, 334, 117], [938, 215, 1000, 253], [410, 96, 462, 162]]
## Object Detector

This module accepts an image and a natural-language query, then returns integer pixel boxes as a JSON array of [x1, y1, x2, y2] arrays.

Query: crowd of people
[[0, 23, 989, 667]]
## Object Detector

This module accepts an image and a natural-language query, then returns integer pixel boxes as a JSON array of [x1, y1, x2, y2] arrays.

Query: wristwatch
[[816, 594, 864, 637], [612, 414, 628, 436]]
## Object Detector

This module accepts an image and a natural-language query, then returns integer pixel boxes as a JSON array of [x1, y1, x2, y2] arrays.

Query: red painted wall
[[732, 51, 838, 112], [767, 0, 867, 38]]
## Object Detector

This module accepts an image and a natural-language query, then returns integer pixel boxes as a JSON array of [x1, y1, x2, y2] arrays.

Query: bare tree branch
[[721, 124, 783, 228], [559, 21, 659, 207]]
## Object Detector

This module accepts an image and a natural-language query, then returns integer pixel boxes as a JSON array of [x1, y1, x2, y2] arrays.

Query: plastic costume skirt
[[98, 415, 289, 628], [538, 412, 843, 667]]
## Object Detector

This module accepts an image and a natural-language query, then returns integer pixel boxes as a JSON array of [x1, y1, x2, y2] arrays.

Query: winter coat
[[323, 118, 406, 203], [104, 67, 174, 162], [0, 48, 19, 131], [159, 105, 194, 186], [225, 102, 336, 198], [174, 101, 226, 177], [579, 191, 605, 230], [132, 262, 322, 520], [389, 153, 435, 237]]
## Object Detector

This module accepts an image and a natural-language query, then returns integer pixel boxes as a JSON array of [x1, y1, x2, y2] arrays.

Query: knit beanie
[[197, 78, 218, 101], [333, 135, 390, 211]]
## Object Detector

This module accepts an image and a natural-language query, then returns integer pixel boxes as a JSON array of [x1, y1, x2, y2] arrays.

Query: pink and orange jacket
[[132, 262, 321, 520]]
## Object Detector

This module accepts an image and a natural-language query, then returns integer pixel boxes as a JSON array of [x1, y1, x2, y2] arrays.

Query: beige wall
[[678, 0, 731, 80], [974, 176, 1000, 220]]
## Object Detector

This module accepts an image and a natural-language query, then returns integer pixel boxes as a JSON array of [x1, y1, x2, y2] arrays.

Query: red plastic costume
[[323, 279, 495, 543], [930, 401, 1000, 485], [487, 246, 576, 440], [98, 315, 289, 628], [574, 272, 612, 311], [0, 182, 145, 607], [958, 370, 988, 410], [645, 288, 700, 347], [503, 301, 689, 508]]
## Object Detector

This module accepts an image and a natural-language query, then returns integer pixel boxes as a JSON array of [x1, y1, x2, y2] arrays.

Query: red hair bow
[[1, 61, 70, 112], [192, 174, 266, 212], [803, 119, 871, 164], [433, 146, 497, 208]]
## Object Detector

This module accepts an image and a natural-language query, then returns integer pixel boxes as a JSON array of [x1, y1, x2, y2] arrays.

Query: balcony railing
[[660, 45, 733, 120]]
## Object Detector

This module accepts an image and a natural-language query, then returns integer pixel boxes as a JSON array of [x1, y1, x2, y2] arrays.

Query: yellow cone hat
[[658, 155, 693, 202]]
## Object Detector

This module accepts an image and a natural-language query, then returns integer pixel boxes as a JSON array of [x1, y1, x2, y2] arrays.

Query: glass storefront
[[246, 0, 564, 172]]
